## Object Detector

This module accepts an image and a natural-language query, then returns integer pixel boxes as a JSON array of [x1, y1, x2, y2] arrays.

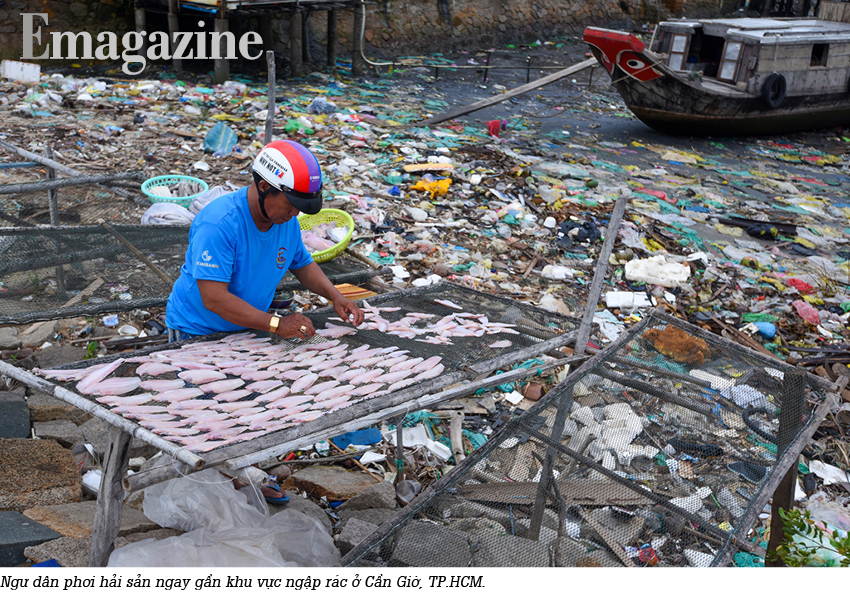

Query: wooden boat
[[583, 13, 850, 136]]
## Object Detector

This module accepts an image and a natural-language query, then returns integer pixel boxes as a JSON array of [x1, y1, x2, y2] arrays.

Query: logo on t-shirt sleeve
[[197, 249, 219, 269]]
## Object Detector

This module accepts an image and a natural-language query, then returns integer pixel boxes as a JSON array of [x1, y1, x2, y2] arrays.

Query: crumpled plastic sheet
[[190, 183, 239, 214], [141, 202, 195, 226], [108, 466, 339, 567]]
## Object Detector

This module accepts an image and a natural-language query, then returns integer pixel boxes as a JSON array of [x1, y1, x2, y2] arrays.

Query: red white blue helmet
[[252, 140, 323, 215]]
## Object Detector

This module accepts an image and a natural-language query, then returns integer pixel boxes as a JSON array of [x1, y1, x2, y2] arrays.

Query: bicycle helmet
[[251, 140, 323, 217]]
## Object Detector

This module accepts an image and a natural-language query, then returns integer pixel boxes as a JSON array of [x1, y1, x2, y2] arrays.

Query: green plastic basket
[[298, 209, 355, 263], [142, 175, 209, 209]]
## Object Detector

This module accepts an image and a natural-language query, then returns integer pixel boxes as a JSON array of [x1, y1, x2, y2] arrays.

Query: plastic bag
[[190, 183, 239, 214], [141, 202, 195, 225], [203, 122, 238, 155], [110, 465, 339, 567], [624, 255, 690, 287]]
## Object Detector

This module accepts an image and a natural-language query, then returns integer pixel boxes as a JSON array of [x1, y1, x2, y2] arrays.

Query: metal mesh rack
[[341, 311, 839, 568], [23, 281, 579, 477]]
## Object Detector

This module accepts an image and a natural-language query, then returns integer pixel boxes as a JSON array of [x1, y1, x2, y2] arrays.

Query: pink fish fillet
[[350, 369, 384, 385], [203, 426, 249, 441], [91, 377, 142, 396], [258, 386, 290, 402], [180, 440, 227, 453], [229, 407, 265, 418], [178, 370, 226, 385], [320, 395, 352, 410], [489, 340, 513, 348], [434, 299, 463, 310], [199, 378, 245, 394], [135, 362, 180, 376], [216, 389, 252, 402], [168, 399, 219, 411], [414, 363, 445, 380], [338, 368, 367, 382], [387, 378, 417, 392], [170, 361, 219, 371], [223, 430, 268, 444], [310, 358, 344, 372], [237, 410, 282, 426], [390, 357, 424, 372], [183, 411, 231, 424], [96, 393, 155, 406], [267, 395, 315, 409], [322, 366, 350, 379], [350, 382, 385, 397], [221, 366, 260, 376], [315, 385, 355, 402], [316, 325, 357, 338], [280, 404, 311, 417], [375, 370, 413, 384], [194, 419, 238, 432], [350, 356, 387, 369], [140, 379, 185, 392], [112, 404, 167, 414], [35, 366, 95, 382], [379, 356, 409, 370], [127, 413, 176, 422], [309, 380, 340, 395], [76, 358, 125, 394], [214, 400, 260, 413], [411, 355, 442, 373], [293, 350, 320, 363], [241, 370, 277, 381], [155, 388, 204, 402], [269, 362, 299, 372], [276, 369, 312, 381], [291, 372, 319, 394], [246, 380, 283, 394]]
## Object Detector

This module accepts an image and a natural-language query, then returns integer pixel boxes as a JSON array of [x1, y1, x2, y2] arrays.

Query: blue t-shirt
[[165, 186, 313, 335]]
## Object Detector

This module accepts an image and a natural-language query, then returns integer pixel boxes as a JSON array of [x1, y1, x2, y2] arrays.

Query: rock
[[336, 517, 378, 556], [26, 389, 91, 425], [35, 345, 87, 369], [113, 527, 184, 550], [124, 489, 145, 511], [0, 511, 62, 566], [19, 321, 58, 348], [267, 463, 292, 481], [580, 507, 646, 547], [389, 521, 471, 567], [338, 480, 397, 511], [433, 496, 558, 532], [338, 507, 397, 532], [33, 420, 84, 448], [0, 439, 81, 510], [473, 533, 550, 567], [0, 327, 20, 350], [24, 535, 91, 567], [283, 465, 379, 502], [79, 417, 157, 460], [0, 392, 30, 439], [23, 501, 158, 539], [268, 493, 333, 536], [447, 516, 507, 540]]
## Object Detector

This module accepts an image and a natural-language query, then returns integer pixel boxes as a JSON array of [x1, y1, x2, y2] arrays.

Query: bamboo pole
[[97, 219, 173, 286], [264, 50, 276, 145]]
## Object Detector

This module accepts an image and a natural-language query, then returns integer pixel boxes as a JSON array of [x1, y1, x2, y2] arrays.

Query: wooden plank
[[576, 506, 636, 567], [89, 426, 132, 567], [414, 58, 597, 126], [458, 480, 655, 506]]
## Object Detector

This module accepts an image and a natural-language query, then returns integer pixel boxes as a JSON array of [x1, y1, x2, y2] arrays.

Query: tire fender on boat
[[761, 73, 786, 109]]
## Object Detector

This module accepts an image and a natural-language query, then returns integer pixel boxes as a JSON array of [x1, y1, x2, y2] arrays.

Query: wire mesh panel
[[33, 281, 579, 465], [342, 311, 830, 568]]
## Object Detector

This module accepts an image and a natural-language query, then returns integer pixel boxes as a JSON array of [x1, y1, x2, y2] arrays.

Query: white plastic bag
[[109, 465, 339, 566], [190, 183, 239, 214], [141, 202, 195, 226], [624, 255, 690, 287]]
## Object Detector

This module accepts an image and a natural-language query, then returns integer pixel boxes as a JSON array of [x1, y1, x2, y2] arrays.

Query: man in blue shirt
[[166, 139, 363, 342]]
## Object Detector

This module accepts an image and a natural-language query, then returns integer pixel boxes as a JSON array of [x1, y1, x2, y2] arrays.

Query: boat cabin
[[650, 18, 850, 95]]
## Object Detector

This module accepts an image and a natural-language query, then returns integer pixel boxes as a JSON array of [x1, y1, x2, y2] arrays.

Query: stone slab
[[79, 417, 156, 460], [0, 397, 30, 439], [0, 511, 61, 567], [35, 345, 87, 369], [24, 528, 183, 567], [337, 517, 378, 556], [473, 533, 550, 567], [0, 439, 81, 510], [23, 500, 158, 539], [26, 389, 91, 425], [338, 508, 397, 532], [19, 321, 58, 348], [338, 480, 397, 511], [283, 465, 378, 502], [0, 327, 20, 350], [389, 521, 471, 567], [33, 420, 84, 448]]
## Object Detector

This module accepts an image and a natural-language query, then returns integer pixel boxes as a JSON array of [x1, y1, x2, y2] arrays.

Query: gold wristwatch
[[269, 315, 281, 335]]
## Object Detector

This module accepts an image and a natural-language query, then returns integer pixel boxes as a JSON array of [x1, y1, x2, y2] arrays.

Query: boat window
[[718, 41, 742, 82], [811, 43, 829, 67], [668, 34, 689, 71]]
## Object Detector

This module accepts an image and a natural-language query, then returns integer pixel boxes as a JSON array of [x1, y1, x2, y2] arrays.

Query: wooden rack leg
[[290, 10, 303, 77], [352, 0, 364, 76], [214, 17, 231, 84], [88, 426, 132, 567], [327, 9, 338, 71]]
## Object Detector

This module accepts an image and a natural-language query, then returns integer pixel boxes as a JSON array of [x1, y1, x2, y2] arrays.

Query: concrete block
[[35, 345, 87, 369], [0, 439, 81, 510], [23, 500, 158, 539], [472, 533, 550, 567], [0, 394, 30, 438], [79, 417, 156, 460], [0, 511, 61, 566], [338, 508, 397, 532], [26, 389, 91, 425], [338, 480, 397, 511], [33, 420, 84, 448], [337, 517, 378, 556], [389, 521, 471, 567], [283, 465, 379, 502]]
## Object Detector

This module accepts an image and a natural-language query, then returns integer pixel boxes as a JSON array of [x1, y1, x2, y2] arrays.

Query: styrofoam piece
[[1, 60, 41, 83]]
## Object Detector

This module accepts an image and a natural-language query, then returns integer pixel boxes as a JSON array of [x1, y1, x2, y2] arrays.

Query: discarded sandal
[[263, 481, 289, 505]]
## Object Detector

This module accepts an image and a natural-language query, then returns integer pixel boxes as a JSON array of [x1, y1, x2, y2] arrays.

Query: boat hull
[[583, 27, 850, 136]]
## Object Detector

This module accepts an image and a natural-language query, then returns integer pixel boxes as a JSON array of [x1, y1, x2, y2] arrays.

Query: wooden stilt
[[290, 10, 303, 77], [88, 426, 132, 567], [214, 17, 231, 84], [327, 9, 338, 71], [302, 11, 312, 64], [265, 50, 276, 145], [352, 0, 364, 76], [45, 147, 66, 300], [134, 5, 148, 56], [168, 0, 182, 72]]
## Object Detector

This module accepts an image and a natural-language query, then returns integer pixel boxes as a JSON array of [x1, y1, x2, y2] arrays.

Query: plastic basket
[[141, 175, 209, 209], [298, 209, 355, 263]]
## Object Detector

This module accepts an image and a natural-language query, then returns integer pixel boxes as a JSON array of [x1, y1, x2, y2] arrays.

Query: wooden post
[[290, 10, 303, 77], [327, 9, 338, 71], [394, 415, 404, 486], [450, 411, 465, 464], [88, 426, 132, 567], [302, 10, 312, 64], [134, 5, 147, 56], [352, 0, 364, 76], [45, 147, 66, 299], [168, 0, 182, 72], [214, 16, 231, 84], [265, 50, 276, 145], [766, 367, 807, 566]]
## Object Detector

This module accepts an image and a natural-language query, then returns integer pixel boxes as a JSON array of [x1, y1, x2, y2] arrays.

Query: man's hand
[[334, 296, 364, 326], [275, 314, 316, 339]]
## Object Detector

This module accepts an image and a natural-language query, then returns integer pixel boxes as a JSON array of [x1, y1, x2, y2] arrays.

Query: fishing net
[[341, 311, 832, 568]]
